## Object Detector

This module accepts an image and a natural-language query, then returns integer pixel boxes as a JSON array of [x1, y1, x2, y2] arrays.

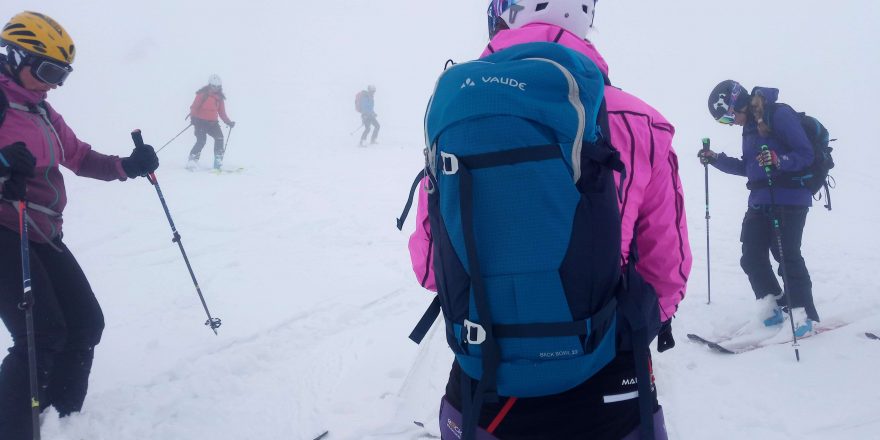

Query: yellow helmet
[[1, 11, 75, 65]]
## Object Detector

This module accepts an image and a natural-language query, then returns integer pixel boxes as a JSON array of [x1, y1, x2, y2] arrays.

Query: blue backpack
[[402, 42, 661, 439]]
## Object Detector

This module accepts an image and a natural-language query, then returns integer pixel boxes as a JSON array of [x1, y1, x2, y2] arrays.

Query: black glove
[[657, 319, 675, 353], [697, 148, 717, 165], [1, 177, 27, 201], [227, 121, 236, 128], [0, 142, 36, 178], [121, 144, 159, 178]]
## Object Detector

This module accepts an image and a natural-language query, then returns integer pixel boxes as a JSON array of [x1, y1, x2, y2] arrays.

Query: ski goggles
[[29, 57, 73, 86], [487, 0, 522, 37], [716, 108, 737, 125]]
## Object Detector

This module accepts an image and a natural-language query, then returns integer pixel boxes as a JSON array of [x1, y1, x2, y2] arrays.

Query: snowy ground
[[3, 0, 880, 439]]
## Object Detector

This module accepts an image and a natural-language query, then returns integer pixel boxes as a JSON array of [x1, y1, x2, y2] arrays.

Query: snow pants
[[740, 205, 818, 321], [439, 400, 667, 440], [189, 117, 225, 160], [440, 351, 666, 439], [0, 227, 105, 440], [361, 113, 380, 143]]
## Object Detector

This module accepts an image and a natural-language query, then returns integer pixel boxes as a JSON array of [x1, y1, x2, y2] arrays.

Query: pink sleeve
[[634, 135, 692, 322], [408, 177, 437, 292], [218, 99, 232, 125]]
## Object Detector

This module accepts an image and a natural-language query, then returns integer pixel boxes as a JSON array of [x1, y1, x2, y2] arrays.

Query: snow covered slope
[[2, 0, 879, 439]]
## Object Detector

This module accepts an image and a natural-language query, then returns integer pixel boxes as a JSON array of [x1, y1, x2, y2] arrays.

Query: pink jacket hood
[[483, 23, 610, 77]]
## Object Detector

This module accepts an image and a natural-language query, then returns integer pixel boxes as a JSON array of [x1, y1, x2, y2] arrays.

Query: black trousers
[[361, 114, 380, 143], [0, 227, 105, 440], [189, 118, 225, 160], [740, 205, 818, 321], [444, 351, 659, 439]]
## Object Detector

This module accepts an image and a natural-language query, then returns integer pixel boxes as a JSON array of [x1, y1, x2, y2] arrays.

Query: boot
[[186, 155, 198, 171], [758, 294, 785, 327]]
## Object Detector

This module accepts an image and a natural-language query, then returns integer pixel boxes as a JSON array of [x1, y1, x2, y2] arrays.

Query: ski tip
[[413, 421, 425, 428], [313, 430, 329, 440], [866, 332, 879, 340], [686, 333, 737, 354]]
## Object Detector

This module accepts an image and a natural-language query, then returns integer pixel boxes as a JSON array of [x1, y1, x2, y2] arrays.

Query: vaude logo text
[[481, 76, 527, 91]]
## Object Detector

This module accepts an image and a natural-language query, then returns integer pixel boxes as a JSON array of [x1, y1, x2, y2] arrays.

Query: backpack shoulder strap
[[0, 88, 7, 128], [766, 102, 803, 130]]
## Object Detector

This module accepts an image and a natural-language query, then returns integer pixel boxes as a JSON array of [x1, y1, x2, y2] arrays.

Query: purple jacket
[[0, 69, 128, 242], [713, 87, 814, 206]]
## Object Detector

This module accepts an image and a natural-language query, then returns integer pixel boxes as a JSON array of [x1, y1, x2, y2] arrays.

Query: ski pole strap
[[409, 295, 441, 344], [396, 169, 426, 231]]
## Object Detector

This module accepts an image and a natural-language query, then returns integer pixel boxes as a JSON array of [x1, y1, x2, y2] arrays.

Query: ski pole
[[132, 129, 222, 334], [702, 138, 712, 305], [156, 123, 193, 154], [17, 201, 41, 440], [349, 122, 364, 135], [761, 145, 800, 361], [222, 125, 233, 156]]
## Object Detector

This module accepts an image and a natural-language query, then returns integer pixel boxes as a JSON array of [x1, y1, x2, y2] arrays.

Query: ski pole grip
[[130, 129, 158, 184], [760, 145, 773, 174], [702, 138, 710, 151], [131, 129, 145, 149]]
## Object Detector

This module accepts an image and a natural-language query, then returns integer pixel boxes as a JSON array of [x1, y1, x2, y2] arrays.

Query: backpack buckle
[[463, 319, 487, 345], [440, 152, 459, 175]]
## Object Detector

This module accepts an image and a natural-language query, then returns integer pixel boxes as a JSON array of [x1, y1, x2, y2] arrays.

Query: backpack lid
[[425, 42, 604, 182]]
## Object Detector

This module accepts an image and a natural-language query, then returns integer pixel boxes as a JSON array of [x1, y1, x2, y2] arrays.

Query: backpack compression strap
[[396, 170, 426, 231]]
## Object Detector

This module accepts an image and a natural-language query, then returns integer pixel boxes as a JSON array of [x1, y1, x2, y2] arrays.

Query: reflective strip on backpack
[[525, 57, 586, 183]]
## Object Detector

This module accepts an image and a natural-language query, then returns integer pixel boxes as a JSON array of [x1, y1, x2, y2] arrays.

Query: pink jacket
[[190, 89, 232, 124], [408, 24, 692, 321], [0, 72, 128, 242]]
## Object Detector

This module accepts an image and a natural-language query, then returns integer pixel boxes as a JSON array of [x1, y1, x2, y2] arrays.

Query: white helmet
[[367, 84, 376, 93], [208, 74, 222, 87], [490, 0, 597, 38]]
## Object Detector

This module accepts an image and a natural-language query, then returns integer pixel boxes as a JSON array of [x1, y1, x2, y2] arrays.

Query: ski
[[211, 167, 244, 175], [688, 324, 846, 355], [686, 334, 737, 354], [313, 430, 329, 440], [867, 332, 879, 340]]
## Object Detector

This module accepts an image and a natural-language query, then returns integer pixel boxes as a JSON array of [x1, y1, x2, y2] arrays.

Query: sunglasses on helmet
[[30, 57, 73, 86]]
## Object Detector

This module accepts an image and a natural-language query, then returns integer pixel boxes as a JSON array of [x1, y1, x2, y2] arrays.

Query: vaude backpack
[[402, 42, 665, 440]]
